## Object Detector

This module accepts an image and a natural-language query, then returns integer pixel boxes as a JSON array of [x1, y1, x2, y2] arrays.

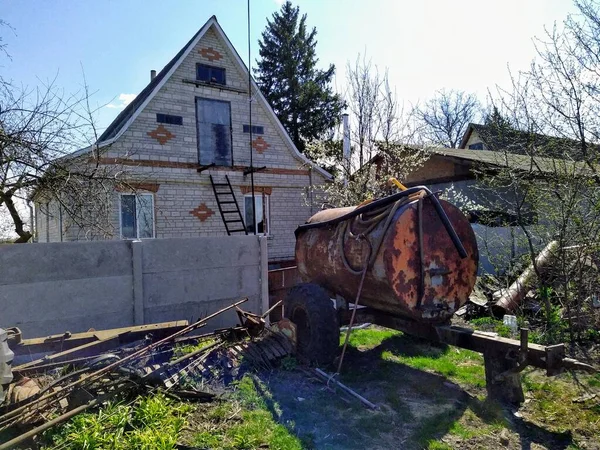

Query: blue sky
[[2, 0, 577, 134]]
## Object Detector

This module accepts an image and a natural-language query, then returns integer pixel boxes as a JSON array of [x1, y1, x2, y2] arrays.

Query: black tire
[[284, 283, 339, 366]]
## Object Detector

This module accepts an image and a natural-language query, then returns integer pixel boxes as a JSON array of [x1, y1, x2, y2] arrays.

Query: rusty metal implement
[[295, 186, 478, 323]]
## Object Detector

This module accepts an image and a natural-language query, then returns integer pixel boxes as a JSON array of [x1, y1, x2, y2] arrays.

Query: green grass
[[587, 373, 600, 388], [341, 326, 600, 448], [345, 327, 486, 388], [521, 370, 600, 437], [427, 442, 453, 450], [188, 375, 302, 450], [469, 316, 512, 338], [411, 406, 507, 449], [171, 337, 217, 359], [341, 326, 401, 348], [41, 393, 191, 450]]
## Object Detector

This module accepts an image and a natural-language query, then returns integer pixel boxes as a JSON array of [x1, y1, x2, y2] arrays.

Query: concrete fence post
[[259, 236, 270, 325], [131, 240, 144, 325]]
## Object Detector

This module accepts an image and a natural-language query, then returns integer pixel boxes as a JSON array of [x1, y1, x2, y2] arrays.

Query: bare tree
[[379, 76, 421, 148], [0, 73, 133, 243], [472, 0, 600, 343], [306, 57, 427, 208], [416, 89, 481, 148], [346, 54, 382, 168]]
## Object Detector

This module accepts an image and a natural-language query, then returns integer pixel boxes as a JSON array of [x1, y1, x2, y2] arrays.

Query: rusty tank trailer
[[284, 186, 596, 402], [294, 186, 478, 324]]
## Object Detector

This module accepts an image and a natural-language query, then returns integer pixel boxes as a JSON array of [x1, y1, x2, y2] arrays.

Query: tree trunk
[[0, 191, 32, 243]]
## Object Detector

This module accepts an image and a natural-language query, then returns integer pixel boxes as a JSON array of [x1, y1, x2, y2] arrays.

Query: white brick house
[[34, 16, 330, 264]]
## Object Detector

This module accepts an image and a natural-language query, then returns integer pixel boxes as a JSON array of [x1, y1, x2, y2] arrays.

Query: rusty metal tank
[[295, 187, 479, 323]]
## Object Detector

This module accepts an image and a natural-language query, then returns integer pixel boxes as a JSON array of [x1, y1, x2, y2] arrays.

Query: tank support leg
[[483, 348, 525, 404]]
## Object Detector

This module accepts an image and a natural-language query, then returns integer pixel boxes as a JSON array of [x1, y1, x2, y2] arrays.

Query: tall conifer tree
[[255, 1, 344, 152]]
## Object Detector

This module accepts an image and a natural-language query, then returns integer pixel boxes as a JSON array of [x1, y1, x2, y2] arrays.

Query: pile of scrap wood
[[0, 298, 295, 449]]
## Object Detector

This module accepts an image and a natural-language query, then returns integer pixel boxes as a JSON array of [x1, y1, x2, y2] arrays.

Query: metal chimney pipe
[[150, 70, 157, 81], [342, 113, 350, 178]]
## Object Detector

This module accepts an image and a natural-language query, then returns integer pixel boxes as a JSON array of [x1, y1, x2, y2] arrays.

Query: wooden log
[[483, 348, 524, 404], [493, 241, 559, 314]]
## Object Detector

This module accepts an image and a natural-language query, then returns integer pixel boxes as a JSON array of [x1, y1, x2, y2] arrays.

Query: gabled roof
[[97, 20, 213, 143], [368, 144, 593, 177], [429, 147, 593, 176], [459, 123, 593, 160], [83, 16, 331, 179]]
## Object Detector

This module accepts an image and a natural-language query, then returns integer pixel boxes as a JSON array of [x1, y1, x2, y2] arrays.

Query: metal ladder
[[209, 175, 248, 235]]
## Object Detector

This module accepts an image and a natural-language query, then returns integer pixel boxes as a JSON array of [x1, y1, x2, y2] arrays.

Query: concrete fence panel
[[140, 236, 263, 329], [0, 241, 134, 337], [0, 236, 267, 338]]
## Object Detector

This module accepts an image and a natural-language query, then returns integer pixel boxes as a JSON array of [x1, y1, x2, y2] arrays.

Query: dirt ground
[[242, 331, 599, 450]]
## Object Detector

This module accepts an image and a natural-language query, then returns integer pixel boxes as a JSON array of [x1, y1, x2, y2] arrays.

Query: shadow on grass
[[251, 332, 575, 449]]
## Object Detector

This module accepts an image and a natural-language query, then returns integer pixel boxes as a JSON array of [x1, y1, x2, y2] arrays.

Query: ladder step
[[228, 229, 247, 233], [212, 183, 229, 187], [222, 210, 239, 214], [219, 201, 236, 204], [224, 220, 244, 224]]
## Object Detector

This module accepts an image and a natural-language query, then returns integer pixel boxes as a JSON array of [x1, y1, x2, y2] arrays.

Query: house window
[[244, 193, 270, 235], [468, 142, 484, 150], [196, 64, 226, 85], [196, 98, 232, 166], [156, 113, 183, 125], [120, 194, 155, 239], [243, 125, 264, 135]]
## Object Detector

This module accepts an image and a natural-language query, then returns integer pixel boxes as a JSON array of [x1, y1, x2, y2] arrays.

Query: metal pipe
[[314, 368, 377, 409], [247, 0, 256, 235], [296, 186, 467, 259], [0, 384, 131, 450]]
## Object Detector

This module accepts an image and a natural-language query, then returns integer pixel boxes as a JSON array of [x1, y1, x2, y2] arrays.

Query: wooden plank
[[14, 321, 189, 356], [14, 336, 122, 372], [366, 310, 555, 372]]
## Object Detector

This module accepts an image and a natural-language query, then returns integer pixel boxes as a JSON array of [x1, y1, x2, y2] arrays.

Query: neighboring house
[[373, 146, 591, 273], [459, 122, 594, 160], [459, 123, 497, 150], [33, 16, 330, 265]]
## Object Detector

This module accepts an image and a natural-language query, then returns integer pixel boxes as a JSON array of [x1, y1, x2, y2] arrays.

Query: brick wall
[[405, 155, 471, 185]]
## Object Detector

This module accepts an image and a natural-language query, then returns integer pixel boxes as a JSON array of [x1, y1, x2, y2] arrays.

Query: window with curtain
[[120, 194, 154, 239], [196, 98, 232, 166], [244, 193, 270, 235]]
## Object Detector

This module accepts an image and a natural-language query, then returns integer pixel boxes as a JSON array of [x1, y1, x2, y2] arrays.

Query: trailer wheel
[[284, 283, 339, 366]]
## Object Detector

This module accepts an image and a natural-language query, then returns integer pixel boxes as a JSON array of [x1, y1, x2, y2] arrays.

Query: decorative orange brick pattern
[[115, 182, 160, 193], [252, 136, 270, 154], [240, 185, 272, 195], [190, 203, 215, 222], [199, 47, 222, 61], [147, 125, 175, 145]]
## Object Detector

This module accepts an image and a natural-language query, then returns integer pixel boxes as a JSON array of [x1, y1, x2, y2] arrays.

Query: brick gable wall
[[43, 23, 327, 262]]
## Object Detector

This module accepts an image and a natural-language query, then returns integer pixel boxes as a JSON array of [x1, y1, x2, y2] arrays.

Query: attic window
[[156, 114, 183, 125], [468, 142, 484, 150], [196, 64, 226, 85], [243, 125, 264, 135]]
